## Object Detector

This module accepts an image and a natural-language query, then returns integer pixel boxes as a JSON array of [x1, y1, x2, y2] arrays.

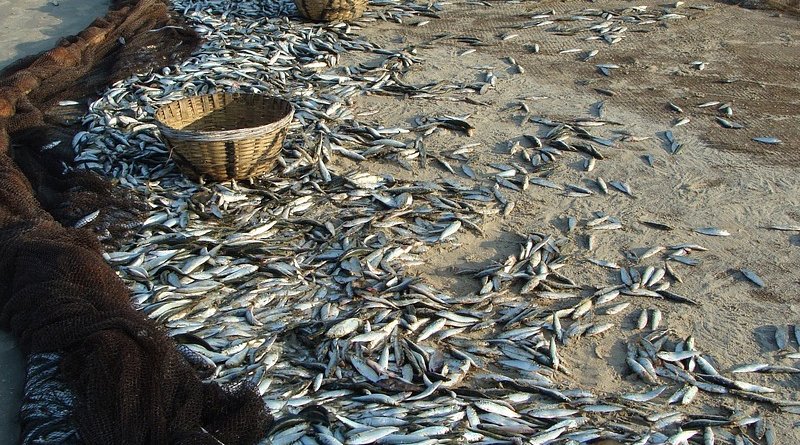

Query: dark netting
[[0, 0, 273, 444]]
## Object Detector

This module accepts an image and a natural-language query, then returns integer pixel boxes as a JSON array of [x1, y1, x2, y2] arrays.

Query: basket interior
[[163, 95, 290, 133]]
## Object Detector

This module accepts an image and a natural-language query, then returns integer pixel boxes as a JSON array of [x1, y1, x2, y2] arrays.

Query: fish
[[715, 117, 744, 129], [54, 4, 785, 445], [439, 220, 462, 241], [694, 227, 730, 237], [637, 310, 649, 330], [752, 137, 781, 144], [622, 385, 667, 402], [740, 269, 764, 287], [609, 180, 633, 196], [668, 102, 683, 113], [764, 224, 800, 231], [673, 117, 690, 127], [347, 427, 400, 445], [73, 210, 100, 228], [775, 326, 788, 349], [474, 400, 520, 418]]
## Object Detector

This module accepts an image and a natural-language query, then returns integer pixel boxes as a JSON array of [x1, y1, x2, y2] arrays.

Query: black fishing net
[[0, 0, 274, 443]]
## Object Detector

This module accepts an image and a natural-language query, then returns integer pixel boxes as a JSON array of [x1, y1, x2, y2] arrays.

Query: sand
[[344, 0, 800, 440], [0, 0, 110, 441], [1, 0, 799, 443], [0, 0, 110, 70]]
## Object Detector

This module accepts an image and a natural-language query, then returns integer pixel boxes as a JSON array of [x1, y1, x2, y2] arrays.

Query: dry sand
[[1, 0, 799, 443], [342, 0, 800, 440], [0, 0, 109, 441]]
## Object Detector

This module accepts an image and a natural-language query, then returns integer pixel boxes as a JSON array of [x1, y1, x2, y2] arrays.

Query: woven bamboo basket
[[154, 93, 293, 182], [294, 0, 367, 22]]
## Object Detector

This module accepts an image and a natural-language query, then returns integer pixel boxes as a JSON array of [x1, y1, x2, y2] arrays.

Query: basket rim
[[154, 93, 294, 143]]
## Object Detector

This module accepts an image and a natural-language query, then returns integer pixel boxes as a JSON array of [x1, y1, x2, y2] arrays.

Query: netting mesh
[[0, 0, 273, 443]]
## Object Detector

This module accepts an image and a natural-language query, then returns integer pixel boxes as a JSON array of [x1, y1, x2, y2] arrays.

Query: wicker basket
[[154, 93, 293, 182], [294, 0, 367, 22]]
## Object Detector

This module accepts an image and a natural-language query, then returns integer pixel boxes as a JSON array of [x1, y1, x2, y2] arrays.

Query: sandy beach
[[0, 0, 109, 70], [1, 0, 799, 443], [0, 0, 109, 441]]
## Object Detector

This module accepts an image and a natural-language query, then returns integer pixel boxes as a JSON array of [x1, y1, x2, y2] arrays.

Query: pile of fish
[[21, 0, 793, 444], [19, 354, 80, 444]]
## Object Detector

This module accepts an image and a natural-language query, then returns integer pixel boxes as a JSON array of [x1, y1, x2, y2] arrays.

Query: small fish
[[775, 326, 788, 349], [474, 400, 520, 418], [622, 385, 667, 402], [733, 381, 775, 393], [715, 117, 744, 129], [417, 318, 447, 342], [405, 381, 442, 401], [601, 302, 630, 315], [347, 427, 400, 445], [673, 117, 690, 127], [639, 246, 665, 261], [657, 350, 698, 362], [567, 216, 577, 232], [586, 322, 614, 336], [650, 309, 662, 330], [588, 258, 620, 269], [595, 88, 617, 96], [462, 164, 477, 179], [530, 177, 563, 190], [526, 408, 578, 419], [439, 220, 462, 241], [326, 318, 361, 338], [740, 269, 764, 287], [731, 363, 770, 373], [703, 427, 714, 445], [73, 210, 100, 228], [641, 220, 673, 231], [765, 224, 800, 232], [795, 325, 800, 347], [596, 177, 608, 194], [752, 137, 781, 144], [529, 427, 566, 445], [668, 430, 698, 445], [636, 310, 648, 330], [609, 180, 633, 196], [694, 227, 730, 236]]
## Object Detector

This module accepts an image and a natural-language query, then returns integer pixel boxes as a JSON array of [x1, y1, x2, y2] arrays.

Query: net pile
[[0, 0, 273, 444]]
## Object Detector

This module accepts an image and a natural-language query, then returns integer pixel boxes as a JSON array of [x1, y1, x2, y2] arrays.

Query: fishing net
[[0, 0, 273, 444]]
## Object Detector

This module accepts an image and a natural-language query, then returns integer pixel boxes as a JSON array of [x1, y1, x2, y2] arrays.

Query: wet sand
[[0, 0, 109, 441], [1, 0, 799, 443], [0, 0, 109, 71]]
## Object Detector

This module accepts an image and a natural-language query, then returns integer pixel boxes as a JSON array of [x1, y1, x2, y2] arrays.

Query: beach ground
[[1, 0, 798, 443]]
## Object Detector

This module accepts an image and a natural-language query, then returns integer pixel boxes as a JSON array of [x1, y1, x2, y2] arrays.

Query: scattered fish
[[42, 3, 793, 445]]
